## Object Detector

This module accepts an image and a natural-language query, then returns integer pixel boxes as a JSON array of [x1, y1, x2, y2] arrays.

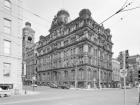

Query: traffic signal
[[125, 50, 129, 69], [138, 70, 140, 81], [118, 51, 123, 69]]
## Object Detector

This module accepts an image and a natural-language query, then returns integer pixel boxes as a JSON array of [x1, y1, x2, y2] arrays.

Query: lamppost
[[93, 78, 96, 88], [98, 65, 101, 89], [32, 75, 36, 91], [98, 35, 101, 89], [75, 58, 78, 88]]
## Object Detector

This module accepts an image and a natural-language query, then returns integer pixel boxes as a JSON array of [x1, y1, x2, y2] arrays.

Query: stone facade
[[112, 58, 120, 88], [36, 9, 113, 88], [22, 22, 36, 85], [0, 0, 23, 94]]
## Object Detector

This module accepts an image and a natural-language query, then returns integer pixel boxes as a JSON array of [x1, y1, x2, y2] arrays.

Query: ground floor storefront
[[37, 66, 112, 88]]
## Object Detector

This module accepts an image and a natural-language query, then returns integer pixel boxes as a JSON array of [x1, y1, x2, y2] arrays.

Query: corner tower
[[22, 22, 35, 61]]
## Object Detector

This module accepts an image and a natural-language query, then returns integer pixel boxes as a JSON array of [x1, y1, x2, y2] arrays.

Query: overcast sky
[[22, 0, 140, 58]]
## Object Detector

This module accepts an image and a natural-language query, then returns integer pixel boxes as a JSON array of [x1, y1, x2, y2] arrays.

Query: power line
[[22, 6, 48, 22], [0, 9, 48, 29], [0, 1, 49, 23], [121, 0, 129, 8], [122, 6, 140, 12], [23, 15, 48, 29], [0, 1, 49, 29], [100, 0, 138, 25]]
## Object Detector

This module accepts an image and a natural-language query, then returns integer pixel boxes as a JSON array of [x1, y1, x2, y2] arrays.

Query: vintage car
[[0, 87, 11, 97]]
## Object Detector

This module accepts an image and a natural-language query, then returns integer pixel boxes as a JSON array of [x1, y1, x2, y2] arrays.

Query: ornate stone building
[[36, 9, 113, 88], [22, 22, 36, 85]]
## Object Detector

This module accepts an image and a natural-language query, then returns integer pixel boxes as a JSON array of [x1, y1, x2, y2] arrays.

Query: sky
[[22, 0, 140, 58]]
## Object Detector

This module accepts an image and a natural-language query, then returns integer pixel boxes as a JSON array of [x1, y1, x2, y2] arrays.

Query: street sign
[[32, 76, 36, 81], [120, 69, 127, 77]]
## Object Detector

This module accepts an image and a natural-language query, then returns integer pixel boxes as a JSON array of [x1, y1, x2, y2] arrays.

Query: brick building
[[36, 9, 113, 88]]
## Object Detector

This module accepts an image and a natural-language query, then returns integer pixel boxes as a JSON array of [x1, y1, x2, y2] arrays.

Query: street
[[0, 87, 138, 105]]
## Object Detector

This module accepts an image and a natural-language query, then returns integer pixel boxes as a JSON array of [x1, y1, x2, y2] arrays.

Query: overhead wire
[[99, 0, 139, 25], [0, 0, 49, 28], [122, 6, 140, 12], [0, 2, 49, 48], [121, 0, 129, 9]]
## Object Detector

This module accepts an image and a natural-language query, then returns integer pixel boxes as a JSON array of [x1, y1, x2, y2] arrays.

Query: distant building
[[117, 53, 140, 86], [112, 58, 120, 88], [22, 22, 36, 85], [127, 54, 140, 85], [36, 9, 113, 88], [0, 0, 23, 94]]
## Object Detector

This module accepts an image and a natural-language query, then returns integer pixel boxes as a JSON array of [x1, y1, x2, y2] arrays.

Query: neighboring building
[[36, 9, 113, 88], [117, 53, 140, 86], [127, 54, 140, 85], [24, 44, 37, 85], [22, 22, 36, 85], [112, 58, 120, 88], [0, 0, 23, 94]]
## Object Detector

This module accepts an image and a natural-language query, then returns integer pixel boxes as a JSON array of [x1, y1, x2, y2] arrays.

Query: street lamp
[[32, 75, 36, 91], [98, 64, 101, 89], [98, 36, 101, 89], [75, 58, 78, 88], [93, 78, 96, 88]]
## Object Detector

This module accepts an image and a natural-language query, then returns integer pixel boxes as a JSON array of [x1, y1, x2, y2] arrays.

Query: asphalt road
[[0, 87, 139, 105]]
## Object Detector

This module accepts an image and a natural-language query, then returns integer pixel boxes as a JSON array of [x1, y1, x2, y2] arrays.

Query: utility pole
[[119, 50, 129, 105], [98, 35, 101, 89], [98, 65, 101, 89], [123, 51, 126, 105]]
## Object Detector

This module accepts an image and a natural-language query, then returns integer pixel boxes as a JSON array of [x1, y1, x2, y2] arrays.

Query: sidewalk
[[20, 90, 40, 96], [70, 87, 121, 91]]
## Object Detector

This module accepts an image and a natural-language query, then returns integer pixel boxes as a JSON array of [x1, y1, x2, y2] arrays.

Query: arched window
[[4, 0, 11, 9]]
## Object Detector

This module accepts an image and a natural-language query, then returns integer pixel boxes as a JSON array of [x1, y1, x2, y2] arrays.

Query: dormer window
[[4, 0, 11, 10]]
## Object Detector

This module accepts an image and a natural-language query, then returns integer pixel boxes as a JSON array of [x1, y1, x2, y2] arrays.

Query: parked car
[[58, 84, 70, 89], [31, 84, 38, 87], [0, 87, 11, 97], [121, 85, 132, 89], [48, 83, 58, 88]]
